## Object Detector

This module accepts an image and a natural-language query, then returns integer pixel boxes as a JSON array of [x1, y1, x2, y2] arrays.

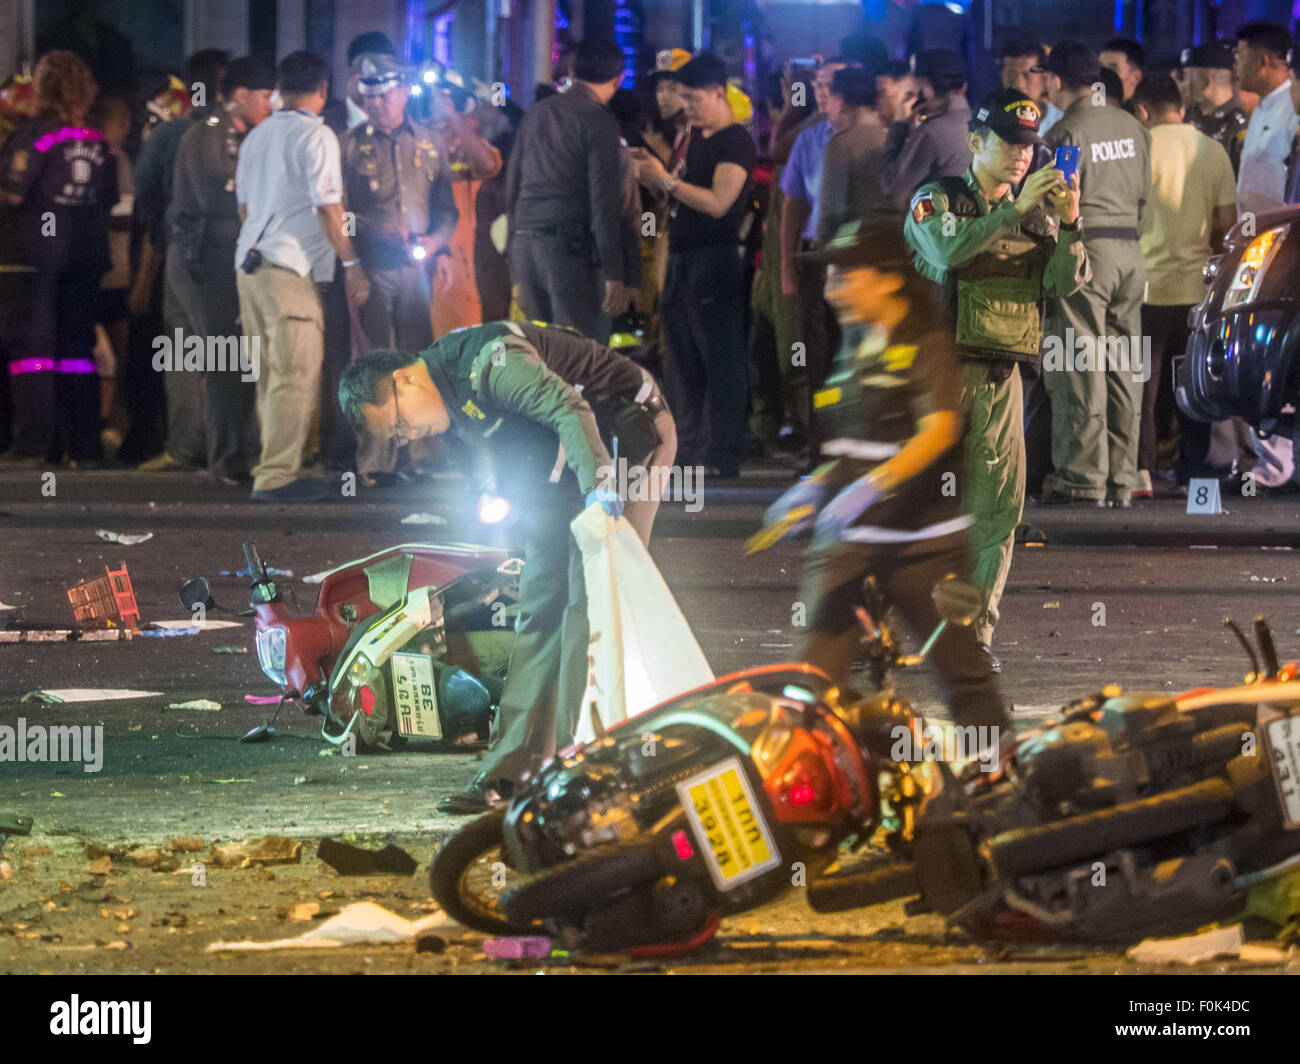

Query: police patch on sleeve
[[910, 192, 935, 224]]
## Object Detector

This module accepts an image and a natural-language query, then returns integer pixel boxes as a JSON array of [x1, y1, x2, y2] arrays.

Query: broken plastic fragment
[[400, 513, 447, 525], [204, 901, 453, 951], [166, 699, 221, 711], [482, 936, 552, 960], [95, 529, 154, 546], [22, 689, 162, 703], [1126, 924, 1244, 965]]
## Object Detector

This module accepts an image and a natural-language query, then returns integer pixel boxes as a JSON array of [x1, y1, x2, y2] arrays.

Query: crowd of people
[[1, 20, 1299, 513]]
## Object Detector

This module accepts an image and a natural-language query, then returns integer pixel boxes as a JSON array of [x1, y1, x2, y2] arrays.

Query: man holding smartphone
[[904, 88, 1088, 664]]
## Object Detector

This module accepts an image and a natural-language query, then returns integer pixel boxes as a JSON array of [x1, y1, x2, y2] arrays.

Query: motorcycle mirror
[[179, 577, 216, 613], [241, 723, 276, 743], [931, 575, 981, 627]]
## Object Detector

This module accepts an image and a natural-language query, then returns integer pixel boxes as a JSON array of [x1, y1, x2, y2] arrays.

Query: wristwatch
[[1059, 218, 1080, 232], [661, 175, 678, 196]]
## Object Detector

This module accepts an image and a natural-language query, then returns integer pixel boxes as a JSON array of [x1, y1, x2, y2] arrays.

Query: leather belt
[[1086, 226, 1140, 242]]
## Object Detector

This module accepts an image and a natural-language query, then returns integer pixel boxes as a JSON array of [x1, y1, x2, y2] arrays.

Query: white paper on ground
[[151, 619, 242, 630], [29, 689, 163, 703], [1126, 924, 1244, 965], [205, 901, 458, 951], [570, 503, 714, 744], [0, 601, 16, 610]]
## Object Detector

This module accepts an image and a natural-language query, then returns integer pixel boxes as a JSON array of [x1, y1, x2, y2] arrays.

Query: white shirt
[[234, 108, 343, 281], [1039, 101, 1064, 136], [1236, 79, 1298, 216]]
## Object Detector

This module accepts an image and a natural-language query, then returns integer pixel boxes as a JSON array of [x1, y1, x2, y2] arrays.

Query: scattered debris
[[282, 901, 321, 922], [0, 600, 17, 610], [1, 628, 134, 643], [205, 901, 452, 951], [213, 646, 248, 654], [1249, 575, 1287, 583], [244, 694, 281, 705], [140, 626, 200, 637], [209, 836, 302, 869], [219, 567, 294, 579], [317, 838, 418, 877], [166, 699, 221, 712], [84, 844, 123, 860], [87, 856, 113, 876], [400, 513, 447, 525], [0, 861, 12, 880], [1126, 924, 1244, 966], [95, 529, 154, 546], [129, 849, 177, 872], [482, 936, 552, 960], [1042, 601, 1060, 609], [65, 564, 139, 629], [152, 619, 242, 631], [167, 837, 205, 853], [21, 689, 162, 703]]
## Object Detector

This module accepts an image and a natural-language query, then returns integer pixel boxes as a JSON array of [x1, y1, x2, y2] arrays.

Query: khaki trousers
[[960, 362, 1025, 648], [236, 263, 324, 492]]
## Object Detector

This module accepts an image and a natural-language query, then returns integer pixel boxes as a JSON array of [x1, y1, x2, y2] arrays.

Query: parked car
[[1176, 205, 1300, 441]]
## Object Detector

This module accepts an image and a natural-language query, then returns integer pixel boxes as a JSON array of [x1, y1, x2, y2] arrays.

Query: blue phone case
[[1055, 145, 1079, 183]]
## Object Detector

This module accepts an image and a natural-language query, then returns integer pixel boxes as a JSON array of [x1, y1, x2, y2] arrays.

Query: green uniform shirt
[[419, 321, 647, 496], [904, 169, 1090, 361]]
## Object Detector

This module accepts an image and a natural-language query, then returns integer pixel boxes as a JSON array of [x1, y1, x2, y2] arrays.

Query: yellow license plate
[[677, 758, 780, 891]]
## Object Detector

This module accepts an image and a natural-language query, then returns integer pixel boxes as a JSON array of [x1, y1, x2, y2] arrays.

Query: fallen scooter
[[181, 541, 523, 750], [429, 576, 978, 952], [431, 590, 1300, 950], [810, 615, 1300, 943]]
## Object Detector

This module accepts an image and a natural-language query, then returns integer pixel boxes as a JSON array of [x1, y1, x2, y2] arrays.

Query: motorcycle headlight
[[1223, 227, 1287, 309], [255, 626, 288, 687]]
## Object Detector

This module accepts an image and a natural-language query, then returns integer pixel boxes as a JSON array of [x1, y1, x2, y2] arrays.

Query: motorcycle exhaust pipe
[[986, 777, 1235, 880], [806, 860, 921, 913]]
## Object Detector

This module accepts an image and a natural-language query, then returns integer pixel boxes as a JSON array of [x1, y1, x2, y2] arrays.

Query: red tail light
[[768, 747, 837, 822], [360, 685, 376, 716], [672, 829, 694, 860]]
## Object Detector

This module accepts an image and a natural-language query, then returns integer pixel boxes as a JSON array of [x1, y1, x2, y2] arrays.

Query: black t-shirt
[[668, 123, 756, 251], [814, 312, 967, 539]]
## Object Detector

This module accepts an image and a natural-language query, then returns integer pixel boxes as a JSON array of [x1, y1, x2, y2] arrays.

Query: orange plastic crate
[[65, 564, 140, 630]]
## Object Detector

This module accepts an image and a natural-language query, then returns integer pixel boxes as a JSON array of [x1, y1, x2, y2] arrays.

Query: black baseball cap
[[972, 88, 1043, 145], [675, 53, 728, 89], [222, 56, 277, 95], [1042, 40, 1101, 83], [913, 48, 968, 89], [800, 218, 911, 271], [1178, 41, 1235, 71]]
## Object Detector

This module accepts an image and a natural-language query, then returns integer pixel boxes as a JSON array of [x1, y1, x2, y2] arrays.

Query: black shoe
[[1014, 522, 1047, 546], [1031, 488, 1105, 507], [978, 642, 1002, 673], [250, 477, 330, 503], [436, 774, 513, 815]]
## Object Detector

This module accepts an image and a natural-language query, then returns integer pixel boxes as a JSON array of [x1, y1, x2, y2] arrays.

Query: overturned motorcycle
[[430, 585, 1300, 952], [181, 541, 522, 750]]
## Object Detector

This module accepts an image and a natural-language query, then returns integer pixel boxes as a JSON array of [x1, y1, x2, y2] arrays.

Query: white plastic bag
[[570, 504, 714, 743]]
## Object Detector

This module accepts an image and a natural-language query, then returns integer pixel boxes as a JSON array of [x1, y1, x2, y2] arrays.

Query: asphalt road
[[1, 463, 1298, 973]]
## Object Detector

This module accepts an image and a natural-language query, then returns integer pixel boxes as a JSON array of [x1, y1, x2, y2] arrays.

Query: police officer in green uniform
[[753, 221, 1011, 744], [1040, 41, 1151, 507], [342, 53, 458, 480], [1176, 42, 1249, 176], [903, 88, 1088, 656], [339, 320, 675, 814]]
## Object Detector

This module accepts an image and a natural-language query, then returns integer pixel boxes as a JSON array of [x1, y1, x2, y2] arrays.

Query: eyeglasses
[[390, 378, 410, 444]]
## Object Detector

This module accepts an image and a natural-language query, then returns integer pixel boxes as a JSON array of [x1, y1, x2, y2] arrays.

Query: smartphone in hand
[[1054, 145, 1080, 185]]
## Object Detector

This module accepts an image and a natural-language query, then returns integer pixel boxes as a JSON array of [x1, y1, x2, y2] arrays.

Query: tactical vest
[[935, 175, 1057, 364]]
